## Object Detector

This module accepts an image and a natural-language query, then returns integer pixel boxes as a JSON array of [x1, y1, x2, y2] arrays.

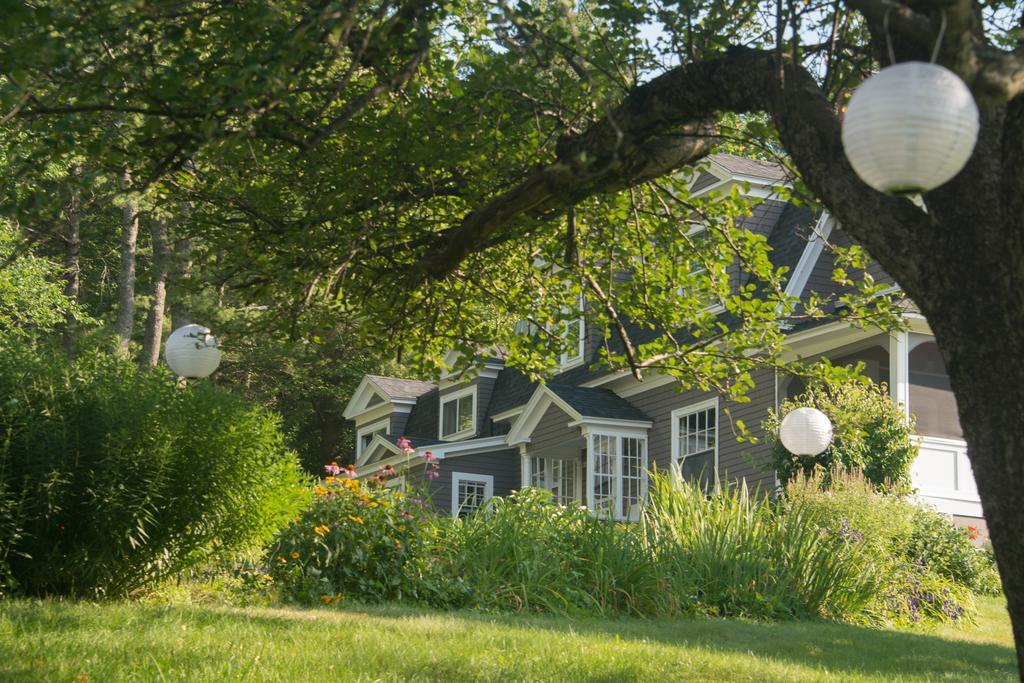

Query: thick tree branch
[[413, 48, 928, 286]]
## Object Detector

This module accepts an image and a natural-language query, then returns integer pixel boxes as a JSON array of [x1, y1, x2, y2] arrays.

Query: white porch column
[[889, 330, 911, 421], [519, 446, 530, 488], [585, 432, 595, 511]]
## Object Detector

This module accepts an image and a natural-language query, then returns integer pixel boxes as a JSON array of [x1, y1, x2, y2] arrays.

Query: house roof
[[708, 153, 790, 182], [546, 384, 650, 421], [365, 375, 436, 399]]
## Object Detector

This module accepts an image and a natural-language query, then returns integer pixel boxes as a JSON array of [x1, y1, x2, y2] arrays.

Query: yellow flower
[[393, 539, 402, 550], [262, 574, 274, 582], [291, 551, 300, 559], [314, 485, 329, 497], [320, 595, 333, 605], [314, 524, 330, 536], [277, 556, 288, 564], [347, 515, 364, 525], [398, 525, 406, 532], [368, 501, 379, 508]]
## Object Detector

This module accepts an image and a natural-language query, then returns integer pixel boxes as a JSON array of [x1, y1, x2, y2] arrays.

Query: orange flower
[[74, 676, 90, 682], [347, 515, 364, 525], [314, 524, 330, 536], [291, 551, 300, 559]]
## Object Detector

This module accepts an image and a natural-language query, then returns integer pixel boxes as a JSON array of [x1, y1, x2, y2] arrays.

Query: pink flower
[[422, 451, 437, 463], [425, 469, 440, 479], [324, 461, 342, 476], [396, 436, 415, 455]]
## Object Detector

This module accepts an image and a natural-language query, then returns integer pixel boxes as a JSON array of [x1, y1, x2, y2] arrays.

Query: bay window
[[585, 431, 648, 521]]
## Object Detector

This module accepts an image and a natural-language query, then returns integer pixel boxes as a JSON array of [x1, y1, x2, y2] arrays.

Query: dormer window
[[439, 386, 476, 440], [355, 418, 389, 463], [559, 296, 585, 370]]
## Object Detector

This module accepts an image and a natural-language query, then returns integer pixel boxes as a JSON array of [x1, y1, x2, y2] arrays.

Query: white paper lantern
[[165, 324, 221, 378], [779, 407, 833, 456], [842, 62, 979, 194]]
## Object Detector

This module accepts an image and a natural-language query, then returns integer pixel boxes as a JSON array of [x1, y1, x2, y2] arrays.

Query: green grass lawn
[[0, 596, 1016, 682]]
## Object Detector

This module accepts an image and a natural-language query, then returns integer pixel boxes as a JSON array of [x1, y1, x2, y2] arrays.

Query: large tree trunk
[[61, 162, 83, 356], [115, 168, 139, 357], [142, 217, 170, 366]]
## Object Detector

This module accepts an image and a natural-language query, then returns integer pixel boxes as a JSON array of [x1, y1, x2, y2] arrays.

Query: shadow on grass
[[1, 599, 1017, 681]]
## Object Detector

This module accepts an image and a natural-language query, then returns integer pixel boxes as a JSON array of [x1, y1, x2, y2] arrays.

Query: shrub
[[904, 507, 1002, 596], [766, 379, 918, 491], [0, 344, 307, 597], [268, 467, 453, 606], [783, 470, 983, 625]]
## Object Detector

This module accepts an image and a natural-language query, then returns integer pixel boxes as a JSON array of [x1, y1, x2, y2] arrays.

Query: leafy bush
[[0, 344, 307, 597], [904, 507, 1002, 596], [766, 379, 918, 491], [268, 467, 453, 606], [783, 470, 986, 624]]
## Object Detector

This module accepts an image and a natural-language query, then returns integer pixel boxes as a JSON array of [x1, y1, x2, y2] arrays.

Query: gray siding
[[627, 367, 777, 492], [428, 449, 521, 513], [529, 403, 580, 453], [389, 411, 411, 437]]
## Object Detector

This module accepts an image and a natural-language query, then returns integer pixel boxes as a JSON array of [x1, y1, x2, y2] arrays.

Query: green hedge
[[0, 344, 307, 597]]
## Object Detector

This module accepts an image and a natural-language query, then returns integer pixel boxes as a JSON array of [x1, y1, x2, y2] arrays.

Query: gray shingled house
[[342, 155, 982, 529]]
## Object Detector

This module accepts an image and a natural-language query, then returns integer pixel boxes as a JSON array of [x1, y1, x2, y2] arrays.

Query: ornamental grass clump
[[444, 488, 667, 616], [643, 473, 880, 621]]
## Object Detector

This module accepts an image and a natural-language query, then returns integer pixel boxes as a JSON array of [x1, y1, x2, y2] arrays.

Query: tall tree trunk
[[169, 235, 193, 329], [115, 168, 139, 357], [61, 162, 83, 356], [142, 217, 170, 366]]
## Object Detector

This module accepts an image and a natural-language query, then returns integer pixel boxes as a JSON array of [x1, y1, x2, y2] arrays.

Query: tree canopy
[[3, 0, 1024, 670]]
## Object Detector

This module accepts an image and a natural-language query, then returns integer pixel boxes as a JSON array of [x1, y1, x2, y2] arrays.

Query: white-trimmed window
[[671, 398, 719, 489], [528, 456, 581, 505], [680, 226, 725, 313], [586, 431, 648, 521], [356, 418, 389, 463], [439, 386, 476, 440], [451, 472, 494, 518], [557, 294, 586, 370]]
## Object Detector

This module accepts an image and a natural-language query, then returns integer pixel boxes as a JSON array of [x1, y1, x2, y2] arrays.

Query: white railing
[[911, 435, 982, 518]]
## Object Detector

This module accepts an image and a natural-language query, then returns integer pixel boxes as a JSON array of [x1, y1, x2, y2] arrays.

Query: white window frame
[[451, 472, 494, 518], [355, 418, 389, 463], [584, 429, 649, 521], [680, 225, 726, 314], [558, 296, 586, 371], [438, 385, 477, 441], [526, 455, 583, 505], [670, 397, 720, 481]]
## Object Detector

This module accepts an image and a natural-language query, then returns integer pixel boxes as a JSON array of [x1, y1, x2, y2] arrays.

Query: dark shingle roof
[[400, 388, 440, 439], [368, 375, 436, 399], [546, 384, 650, 421], [486, 368, 537, 417], [709, 153, 790, 181]]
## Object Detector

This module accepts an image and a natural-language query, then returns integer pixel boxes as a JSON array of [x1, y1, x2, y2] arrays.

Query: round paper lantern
[[841, 62, 979, 194], [165, 324, 221, 378], [779, 407, 833, 456]]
